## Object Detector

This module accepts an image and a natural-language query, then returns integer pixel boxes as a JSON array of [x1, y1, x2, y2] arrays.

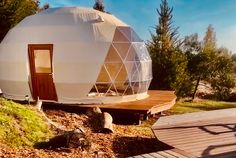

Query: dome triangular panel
[[95, 83, 111, 94], [126, 45, 139, 61], [114, 64, 128, 82], [97, 65, 112, 83], [124, 62, 135, 81], [123, 84, 134, 95], [113, 29, 129, 42], [115, 81, 128, 94], [117, 26, 132, 42], [106, 84, 118, 96], [105, 45, 122, 63], [105, 63, 122, 81], [131, 29, 143, 42], [131, 62, 140, 82], [131, 82, 140, 94], [113, 43, 131, 60]]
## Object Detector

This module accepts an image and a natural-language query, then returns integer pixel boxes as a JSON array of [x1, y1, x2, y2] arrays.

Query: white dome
[[0, 7, 152, 104]]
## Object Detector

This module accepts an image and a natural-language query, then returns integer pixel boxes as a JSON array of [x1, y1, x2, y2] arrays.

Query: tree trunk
[[86, 107, 113, 133], [101, 112, 113, 133], [192, 77, 201, 100]]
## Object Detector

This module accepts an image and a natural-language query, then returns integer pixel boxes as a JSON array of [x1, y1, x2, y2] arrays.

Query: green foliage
[[203, 24, 216, 52], [231, 54, 236, 73], [210, 52, 235, 100], [211, 74, 235, 100], [169, 50, 193, 97], [0, 98, 53, 147], [0, 0, 49, 42], [148, 0, 191, 97], [182, 25, 235, 100]]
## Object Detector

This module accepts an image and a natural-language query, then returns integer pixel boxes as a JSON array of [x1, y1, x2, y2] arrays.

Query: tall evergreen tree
[[148, 0, 191, 97], [93, 0, 105, 12]]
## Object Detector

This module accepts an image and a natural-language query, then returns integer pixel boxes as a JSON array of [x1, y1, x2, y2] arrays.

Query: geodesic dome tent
[[0, 7, 152, 104]]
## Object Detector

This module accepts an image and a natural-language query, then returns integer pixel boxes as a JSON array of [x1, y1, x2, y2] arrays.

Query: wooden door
[[28, 44, 58, 101]]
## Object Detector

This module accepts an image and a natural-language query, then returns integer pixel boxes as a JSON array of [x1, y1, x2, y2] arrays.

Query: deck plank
[[128, 149, 194, 158], [97, 90, 176, 113], [142, 154, 155, 158], [73, 90, 177, 116], [152, 109, 236, 158]]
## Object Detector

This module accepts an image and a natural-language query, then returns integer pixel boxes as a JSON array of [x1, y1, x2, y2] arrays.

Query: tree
[[203, 24, 216, 52], [182, 33, 202, 98], [0, 0, 49, 42], [183, 25, 235, 100], [93, 0, 105, 12], [210, 48, 235, 100], [231, 53, 236, 73], [187, 25, 219, 99], [148, 0, 191, 97]]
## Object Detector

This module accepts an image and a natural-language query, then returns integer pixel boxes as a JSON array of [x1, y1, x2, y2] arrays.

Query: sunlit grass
[[0, 98, 54, 147], [142, 99, 236, 127], [165, 99, 236, 115]]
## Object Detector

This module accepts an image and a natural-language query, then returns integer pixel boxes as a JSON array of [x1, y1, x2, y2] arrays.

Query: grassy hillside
[[166, 99, 236, 115], [0, 98, 53, 147]]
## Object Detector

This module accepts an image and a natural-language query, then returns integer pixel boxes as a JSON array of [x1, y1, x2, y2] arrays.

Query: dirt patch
[[0, 110, 169, 158]]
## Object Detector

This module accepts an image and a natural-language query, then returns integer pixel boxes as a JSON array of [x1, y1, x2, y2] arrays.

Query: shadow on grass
[[34, 134, 68, 150], [112, 136, 172, 157]]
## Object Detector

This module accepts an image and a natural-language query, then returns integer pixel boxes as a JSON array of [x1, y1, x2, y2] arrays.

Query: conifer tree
[[93, 0, 105, 12], [148, 0, 191, 97]]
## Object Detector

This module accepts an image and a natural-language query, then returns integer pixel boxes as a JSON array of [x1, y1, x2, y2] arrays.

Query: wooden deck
[[43, 90, 176, 123], [152, 109, 236, 158], [127, 148, 195, 158], [95, 90, 176, 115]]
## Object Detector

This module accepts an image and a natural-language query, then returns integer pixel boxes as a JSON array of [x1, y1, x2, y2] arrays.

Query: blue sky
[[39, 0, 236, 53]]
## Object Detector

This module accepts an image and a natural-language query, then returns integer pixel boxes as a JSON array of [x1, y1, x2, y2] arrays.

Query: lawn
[[142, 99, 236, 126], [0, 98, 53, 147], [165, 99, 236, 115]]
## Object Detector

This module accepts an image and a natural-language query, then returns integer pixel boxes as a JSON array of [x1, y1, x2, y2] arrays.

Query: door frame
[[28, 44, 57, 101]]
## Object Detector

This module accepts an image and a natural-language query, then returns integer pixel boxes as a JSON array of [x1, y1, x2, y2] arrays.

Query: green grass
[[141, 100, 236, 127], [165, 99, 236, 115], [0, 98, 54, 147]]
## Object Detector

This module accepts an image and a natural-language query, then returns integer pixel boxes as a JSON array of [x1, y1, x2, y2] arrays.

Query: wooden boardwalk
[[127, 148, 195, 158], [152, 109, 236, 158]]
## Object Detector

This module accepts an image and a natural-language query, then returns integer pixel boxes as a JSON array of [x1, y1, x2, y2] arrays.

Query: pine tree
[[93, 0, 105, 12], [148, 0, 191, 97]]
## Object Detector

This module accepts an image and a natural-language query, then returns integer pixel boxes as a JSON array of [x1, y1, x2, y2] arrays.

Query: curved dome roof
[[2, 7, 128, 44], [0, 7, 152, 104]]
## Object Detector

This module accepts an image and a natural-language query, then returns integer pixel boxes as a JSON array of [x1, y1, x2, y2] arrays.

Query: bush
[[211, 74, 235, 100]]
